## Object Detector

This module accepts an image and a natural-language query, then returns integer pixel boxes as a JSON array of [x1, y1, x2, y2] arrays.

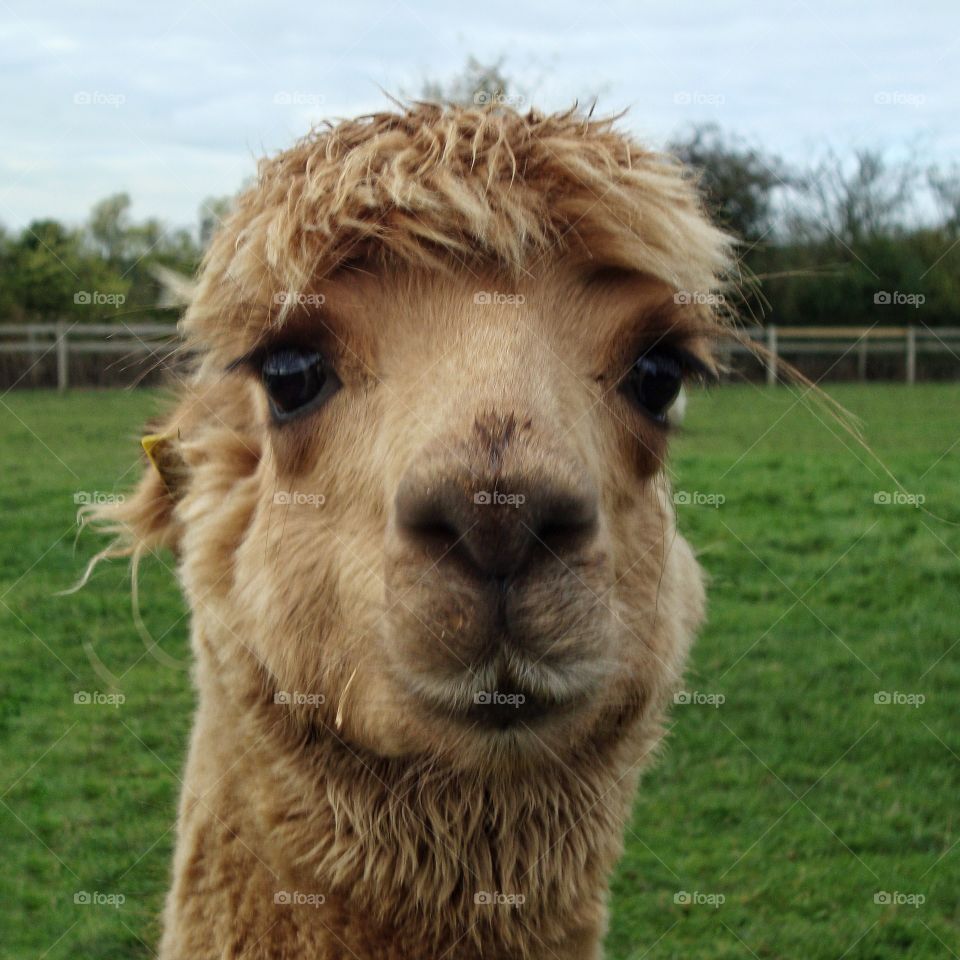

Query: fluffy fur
[[89, 103, 734, 959]]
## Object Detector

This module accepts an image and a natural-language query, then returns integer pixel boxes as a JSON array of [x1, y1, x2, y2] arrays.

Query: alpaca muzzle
[[383, 419, 614, 728], [392, 406, 600, 584]]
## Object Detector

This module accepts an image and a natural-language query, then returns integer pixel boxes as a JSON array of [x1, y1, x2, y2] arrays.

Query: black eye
[[624, 347, 686, 422], [261, 348, 336, 420]]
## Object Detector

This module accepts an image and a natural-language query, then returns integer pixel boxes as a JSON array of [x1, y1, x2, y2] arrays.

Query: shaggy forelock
[[188, 102, 734, 341]]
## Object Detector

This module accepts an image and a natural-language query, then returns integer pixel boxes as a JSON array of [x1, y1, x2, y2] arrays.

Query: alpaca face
[[106, 109, 731, 776], [175, 260, 710, 768]]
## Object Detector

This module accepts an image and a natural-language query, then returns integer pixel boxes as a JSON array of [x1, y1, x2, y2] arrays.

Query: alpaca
[[89, 104, 733, 959]]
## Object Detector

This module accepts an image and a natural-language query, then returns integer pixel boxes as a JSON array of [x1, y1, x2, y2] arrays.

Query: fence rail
[[1, 321, 180, 390], [2, 321, 959, 390], [721, 324, 960, 385]]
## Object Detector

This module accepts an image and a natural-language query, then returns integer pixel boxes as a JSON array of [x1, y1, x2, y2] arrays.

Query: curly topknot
[[188, 103, 734, 337]]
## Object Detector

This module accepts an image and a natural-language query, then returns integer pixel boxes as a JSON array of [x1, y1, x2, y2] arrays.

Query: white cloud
[[0, 0, 956, 229]]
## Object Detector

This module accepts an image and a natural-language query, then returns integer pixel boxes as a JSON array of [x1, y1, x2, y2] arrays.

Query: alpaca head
[[106, 105, 732, 772]]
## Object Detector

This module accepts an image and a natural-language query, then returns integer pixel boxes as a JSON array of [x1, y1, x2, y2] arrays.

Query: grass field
[[1, 384, 958, 958]]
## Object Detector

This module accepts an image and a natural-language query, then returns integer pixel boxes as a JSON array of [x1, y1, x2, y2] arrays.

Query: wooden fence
[[716, 325, 960, 385], [1, 321, 959, 390], [0, 321, 180, 390]]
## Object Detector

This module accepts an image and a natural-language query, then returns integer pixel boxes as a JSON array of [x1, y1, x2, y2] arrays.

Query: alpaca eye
[[261, 348, 334, 420], [625, 348, 685, 422]]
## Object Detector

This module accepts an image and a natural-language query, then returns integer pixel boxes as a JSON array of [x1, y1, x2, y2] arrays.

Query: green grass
[[1, 385, 958, 958]]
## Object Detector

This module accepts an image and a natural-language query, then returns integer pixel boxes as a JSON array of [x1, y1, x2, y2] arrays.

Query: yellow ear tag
[[141, 432, 185, 498], [141, 432, 171, 472]]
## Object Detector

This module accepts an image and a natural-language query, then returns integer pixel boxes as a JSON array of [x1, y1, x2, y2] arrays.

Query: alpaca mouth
[[463, 687, 559, 730], [400, 649, 605, 734], [425, 683, 573, 732]]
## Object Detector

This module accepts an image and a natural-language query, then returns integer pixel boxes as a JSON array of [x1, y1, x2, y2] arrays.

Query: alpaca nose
[[395, 471, 599, 580]]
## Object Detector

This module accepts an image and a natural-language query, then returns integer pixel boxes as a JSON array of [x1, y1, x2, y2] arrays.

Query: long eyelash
[[226, 324, 341, 376], [660, 345, 717, 384], [630, 340, 717, 386], [225, 341, 307, 376], [224, 346, 265, 374]]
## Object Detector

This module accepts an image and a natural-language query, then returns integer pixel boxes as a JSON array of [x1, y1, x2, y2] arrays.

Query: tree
[[791, 149, 914, 246], [199, 195, 235, 249], [669, 124, 791, 242], [88, 193, 133, 264], [420, 56, 522, 109], [928, 165, 960, 235], [0, 219, 128, 321]]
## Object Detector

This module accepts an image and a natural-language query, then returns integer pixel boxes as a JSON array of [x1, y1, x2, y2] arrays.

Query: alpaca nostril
[[395, 491, 463, 554], [535, 515, 597, 559], [534, 490, 599, 554]]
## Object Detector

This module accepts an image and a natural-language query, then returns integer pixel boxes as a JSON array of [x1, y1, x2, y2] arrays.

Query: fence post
[[766, 325, 778, 386], [26, 326, 37, 386], [858, 338, 868, 381], [718, 339, 733, 381], [905, 327, 916, 385], [55, 320, 69, 392]]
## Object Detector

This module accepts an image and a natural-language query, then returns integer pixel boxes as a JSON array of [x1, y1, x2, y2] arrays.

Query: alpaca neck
[[159, 640, 644, 959]]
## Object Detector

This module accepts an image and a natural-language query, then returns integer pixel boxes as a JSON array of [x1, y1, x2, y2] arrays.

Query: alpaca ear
[[82, 424, 189, 558], [141, 432, 189, 502], [94, 379, 260, 559], [117, 429, 188, 553]]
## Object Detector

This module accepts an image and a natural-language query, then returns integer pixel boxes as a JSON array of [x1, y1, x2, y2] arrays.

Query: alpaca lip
[[465, 689, 554, 730], [402, 663, 587, 733], [392, 635, 608, 735]]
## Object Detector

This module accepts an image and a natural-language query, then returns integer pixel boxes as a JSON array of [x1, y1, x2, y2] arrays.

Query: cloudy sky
[[1, 0, 956, 233]]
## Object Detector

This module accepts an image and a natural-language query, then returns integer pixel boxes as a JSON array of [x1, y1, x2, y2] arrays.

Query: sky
[[0, 0, 957, 234]]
